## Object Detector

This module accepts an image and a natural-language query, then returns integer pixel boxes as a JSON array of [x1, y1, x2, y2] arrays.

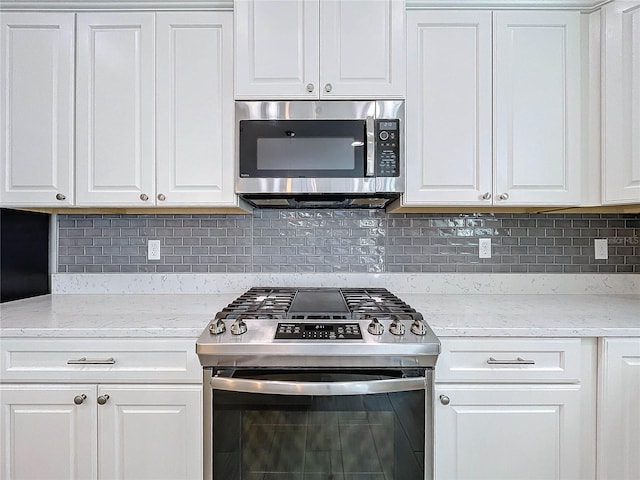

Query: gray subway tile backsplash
[[56, 211, 640, 273]]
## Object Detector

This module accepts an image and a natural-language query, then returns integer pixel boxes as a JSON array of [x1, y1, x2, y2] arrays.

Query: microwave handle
[[366, 116, 375, 177]]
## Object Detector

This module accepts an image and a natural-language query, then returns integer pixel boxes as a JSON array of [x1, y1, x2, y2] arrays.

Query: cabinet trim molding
[[0, 0, 233, 11], [406, 0, 613, 11]]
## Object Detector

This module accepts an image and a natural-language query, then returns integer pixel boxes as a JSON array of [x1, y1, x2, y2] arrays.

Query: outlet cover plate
[[148, 240, 161, 260], [479, 238, 491, 258], [594, 238, 608, 260]]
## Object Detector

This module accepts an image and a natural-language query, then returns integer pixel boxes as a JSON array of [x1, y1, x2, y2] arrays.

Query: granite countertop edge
[[1, 293, 639, 339]]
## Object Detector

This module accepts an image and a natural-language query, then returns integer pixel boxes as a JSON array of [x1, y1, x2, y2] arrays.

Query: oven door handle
[[210, 375, 426, 396]]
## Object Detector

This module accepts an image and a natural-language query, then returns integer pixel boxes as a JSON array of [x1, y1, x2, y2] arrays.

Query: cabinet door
[[598, 338, 640, 480], [493, 11, 581, 206], [0, 384, 97, 480], [435, 384, 582, 480], [156, 13, 235, 206], [76, 13, 155, 206], [98, 384, 202, 480], [320, 0, 405, 98], [235, 0, 319, 99], [601, 1, 640, 204], [404, 11, 492, 205], [0, 13, 74, 206]]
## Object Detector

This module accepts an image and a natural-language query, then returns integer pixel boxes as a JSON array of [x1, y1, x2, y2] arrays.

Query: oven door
[[205, 368, 432, 480]]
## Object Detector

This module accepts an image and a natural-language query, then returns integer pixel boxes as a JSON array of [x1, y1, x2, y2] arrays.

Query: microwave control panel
[[375, 119, 400, 177]]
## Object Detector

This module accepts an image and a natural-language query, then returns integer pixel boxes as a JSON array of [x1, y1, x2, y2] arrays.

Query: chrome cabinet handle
[[324, 83, 332, 93], [482, 192, 491, 200], [56, 193, 66, 201], [439, 395, 450, 405], [74, 394, 87, 405], [97, 394, 109, 405], [67, 357, 116, 365], [487, 357, 535, 365], [306, 83, 314, 93], [140, 193, 149, 201], [499, 193, 509, 201], [211, 375, 426, 396], [157, 193, 166, 201]]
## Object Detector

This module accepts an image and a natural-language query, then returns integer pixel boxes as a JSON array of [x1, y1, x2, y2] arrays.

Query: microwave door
[[239, 120, 367, 181]]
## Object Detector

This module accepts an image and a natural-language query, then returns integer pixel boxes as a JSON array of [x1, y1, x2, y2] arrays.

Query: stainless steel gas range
[[196, 287, 440, 480]]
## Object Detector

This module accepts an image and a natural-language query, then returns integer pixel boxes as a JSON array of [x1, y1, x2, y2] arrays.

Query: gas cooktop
[[196, 287, 440, 368]]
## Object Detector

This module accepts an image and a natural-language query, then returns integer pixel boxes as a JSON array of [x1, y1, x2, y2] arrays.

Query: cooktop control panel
[[275, 323, 362, 340]]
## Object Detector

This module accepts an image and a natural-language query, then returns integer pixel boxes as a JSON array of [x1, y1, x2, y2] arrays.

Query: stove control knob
[[209, 318, 226, 335], [367, 318, 384, 335], [389, 319, 405, 336], [410, 319, 428, 336], [230, 318, 248, 335]]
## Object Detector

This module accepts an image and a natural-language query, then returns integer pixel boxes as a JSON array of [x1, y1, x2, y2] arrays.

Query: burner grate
[[216, 287, 298, 320], [215, 287, 421, 321]]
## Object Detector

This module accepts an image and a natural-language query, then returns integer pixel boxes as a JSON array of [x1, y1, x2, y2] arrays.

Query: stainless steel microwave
[[235, 100, 404, 209]]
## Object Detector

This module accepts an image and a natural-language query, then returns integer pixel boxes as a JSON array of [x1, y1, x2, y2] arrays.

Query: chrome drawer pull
[[67, 357, 116, 365], [487, 357, 535, 365]]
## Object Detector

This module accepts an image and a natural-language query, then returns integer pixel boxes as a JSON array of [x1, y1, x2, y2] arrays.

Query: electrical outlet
[[594, 238, 608, 260], [148, 240, 161, 260], [479, 238, 491, 258]]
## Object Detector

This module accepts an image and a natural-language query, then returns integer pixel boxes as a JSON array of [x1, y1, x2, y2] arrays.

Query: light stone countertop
[[1, 293, 638, 339]]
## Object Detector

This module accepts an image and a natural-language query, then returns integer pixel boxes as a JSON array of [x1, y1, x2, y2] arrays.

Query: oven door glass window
[[212, 369, 425, 480], [239, 120, 366, 178]]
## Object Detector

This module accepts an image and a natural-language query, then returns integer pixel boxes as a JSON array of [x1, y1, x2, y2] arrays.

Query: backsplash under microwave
[[235, 100, 404, 209]]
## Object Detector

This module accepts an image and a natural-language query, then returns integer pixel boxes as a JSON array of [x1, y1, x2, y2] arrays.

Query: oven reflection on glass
[[241, 410, 394, 479]]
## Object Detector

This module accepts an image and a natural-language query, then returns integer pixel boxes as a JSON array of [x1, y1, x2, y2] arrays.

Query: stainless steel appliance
[[235, 101, 404, 209], [196, 287, 440, 480]]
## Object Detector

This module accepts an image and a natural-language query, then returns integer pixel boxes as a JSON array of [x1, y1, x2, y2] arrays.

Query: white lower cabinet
[[99, 385, 202, 480], [434, 337, 595, 480], [0, 338, 203, 480], [0, 384, 201, 480], [597, 338, 640, 480], [435, 384, 581, 480], [0, 385, 96, 479]]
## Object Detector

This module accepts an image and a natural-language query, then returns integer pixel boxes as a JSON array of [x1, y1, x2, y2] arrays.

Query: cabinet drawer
[[435, 338, 583, 383], [0, 338, 201, 383]]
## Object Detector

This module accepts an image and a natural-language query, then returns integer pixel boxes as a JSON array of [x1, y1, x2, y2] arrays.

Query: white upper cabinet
[[0, 13, 74, 206], [404, 9, 582, 206], [235, 0, 405, 99], [406, 11, 493, 204], [76, 12, 237, 207], [75, 12, 156, 206], [156, 12, 235, 206], [235, 0, 319, 99], [601, 0, 640, 205], [493, 11, 582, 206]]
